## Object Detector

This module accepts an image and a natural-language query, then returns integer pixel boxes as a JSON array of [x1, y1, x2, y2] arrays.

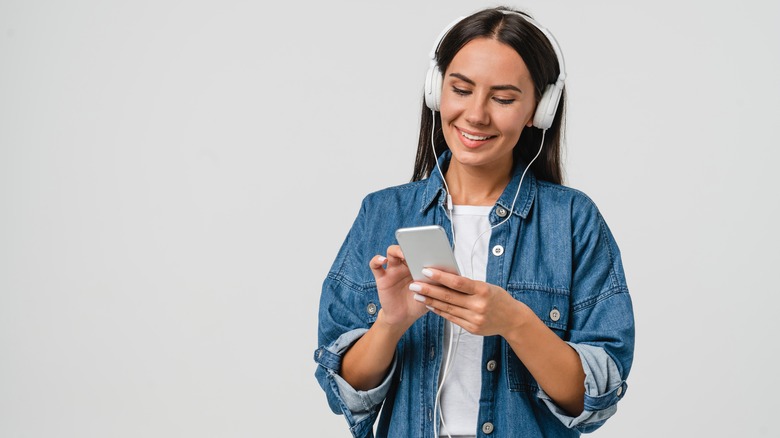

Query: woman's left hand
[[416, 268, 586, 416], [410, 268, 530, 337]]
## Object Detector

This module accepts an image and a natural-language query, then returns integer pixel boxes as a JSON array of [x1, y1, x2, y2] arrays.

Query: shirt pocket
[[504, 285, 570, 393], [331, 275, 380, 327]]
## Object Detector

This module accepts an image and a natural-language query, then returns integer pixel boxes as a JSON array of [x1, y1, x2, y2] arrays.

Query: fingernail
[[409, 283, 422, 292], [378, 256, 387, 263], [426, 305, 435, 311], [413, 293, 426, 303], [421, 268, 433, 278]]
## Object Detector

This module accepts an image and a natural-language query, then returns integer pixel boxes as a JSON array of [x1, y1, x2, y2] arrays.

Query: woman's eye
[[494, 97, 515, 105], [452, 87, 470, 96]]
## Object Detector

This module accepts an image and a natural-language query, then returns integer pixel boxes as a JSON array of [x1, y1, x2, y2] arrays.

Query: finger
[[386, 245, 405, 260], [429, 298, 469, 319], [369, 255, 387, 278], [385, 245, 407, 267], [411, 282, 470, 312], [430, 306, 474, 334], [411, 283, 467, 308], [422, 268, 477, 295]]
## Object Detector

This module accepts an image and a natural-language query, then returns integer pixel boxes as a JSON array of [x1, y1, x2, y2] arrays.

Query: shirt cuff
[[315, 328, 396, 424], [537, 343, 627, 431]]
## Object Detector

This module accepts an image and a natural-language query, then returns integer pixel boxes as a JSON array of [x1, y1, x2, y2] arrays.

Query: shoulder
[[532, 181, 622, 259], [354, 178, 433, 241], [360, 179, 429, 210], [536, 181, 625, 276], [534, 180, 603, 222]]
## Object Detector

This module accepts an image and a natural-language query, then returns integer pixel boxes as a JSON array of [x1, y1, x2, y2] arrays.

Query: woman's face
[[440, 37, 537, 172]]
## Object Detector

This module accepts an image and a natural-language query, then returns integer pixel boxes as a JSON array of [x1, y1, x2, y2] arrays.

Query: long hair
[[412, 7, 566, 184]]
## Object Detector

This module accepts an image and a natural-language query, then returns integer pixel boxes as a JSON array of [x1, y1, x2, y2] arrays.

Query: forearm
[[503, 304, 586, 416], [341, 310, 409, 391]]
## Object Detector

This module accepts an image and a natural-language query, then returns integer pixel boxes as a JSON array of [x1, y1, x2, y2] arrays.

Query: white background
[[1, 0, 779, 436]]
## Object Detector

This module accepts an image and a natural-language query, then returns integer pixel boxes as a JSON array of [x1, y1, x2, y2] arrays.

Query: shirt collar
[[420, 150, 537, 219]]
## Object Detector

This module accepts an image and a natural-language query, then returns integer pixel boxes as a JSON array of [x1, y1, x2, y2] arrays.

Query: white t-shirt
[[438, 205, 492, 438]]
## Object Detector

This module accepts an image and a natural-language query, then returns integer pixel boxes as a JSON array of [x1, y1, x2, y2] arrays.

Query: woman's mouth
[[461, 131, 493, 141], [457, 128, 496, 147]]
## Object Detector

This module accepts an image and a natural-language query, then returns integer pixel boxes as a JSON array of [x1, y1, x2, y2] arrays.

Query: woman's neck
[[445, 159, 513, 206]]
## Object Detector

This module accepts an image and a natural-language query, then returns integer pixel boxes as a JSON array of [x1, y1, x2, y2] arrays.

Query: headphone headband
[[424, 9, 566, 130]]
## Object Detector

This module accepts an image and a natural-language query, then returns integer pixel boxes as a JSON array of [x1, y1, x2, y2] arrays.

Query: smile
[[459, 129, 496, 141]]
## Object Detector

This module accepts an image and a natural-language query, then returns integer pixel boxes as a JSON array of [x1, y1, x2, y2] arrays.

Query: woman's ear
[[525, 103, 537, 128]]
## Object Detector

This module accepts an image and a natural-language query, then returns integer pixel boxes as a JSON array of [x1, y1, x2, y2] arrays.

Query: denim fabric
[[314, 152, 635, 437]]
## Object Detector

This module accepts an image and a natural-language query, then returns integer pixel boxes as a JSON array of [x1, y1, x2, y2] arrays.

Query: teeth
[[461, 131, 491, 141]]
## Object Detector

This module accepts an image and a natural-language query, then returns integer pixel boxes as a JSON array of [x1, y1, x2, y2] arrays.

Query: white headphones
[[423, 10, 567, 130]]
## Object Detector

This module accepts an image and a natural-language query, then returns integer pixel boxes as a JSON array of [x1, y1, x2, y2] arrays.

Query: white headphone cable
[[431, 109, 456, 244], [434, 321, 462, 438]]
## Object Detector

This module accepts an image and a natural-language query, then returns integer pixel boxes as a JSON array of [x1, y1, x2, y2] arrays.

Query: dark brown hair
[[412, 6, 566, 184]]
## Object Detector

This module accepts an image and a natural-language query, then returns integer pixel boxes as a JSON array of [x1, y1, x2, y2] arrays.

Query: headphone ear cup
[[533, 82, 563, 130], [424, 61, 442, 111]]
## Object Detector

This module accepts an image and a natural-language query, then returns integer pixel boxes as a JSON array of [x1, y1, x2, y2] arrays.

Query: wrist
[[375, 309, 413, 340], [500, 299, 535, 344]]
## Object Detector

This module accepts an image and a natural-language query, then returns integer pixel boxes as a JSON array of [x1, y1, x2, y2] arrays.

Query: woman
[[314, 6, 634, 437]]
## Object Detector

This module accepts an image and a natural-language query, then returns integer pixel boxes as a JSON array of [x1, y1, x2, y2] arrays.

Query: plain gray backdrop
[[2, 0, 779, 436]]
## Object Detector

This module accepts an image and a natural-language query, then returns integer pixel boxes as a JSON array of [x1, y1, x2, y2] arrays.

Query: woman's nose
[[464, 98, 490, 126]]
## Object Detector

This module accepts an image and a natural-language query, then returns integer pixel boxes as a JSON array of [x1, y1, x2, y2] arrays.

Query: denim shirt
[[315, 153, 635, 438]]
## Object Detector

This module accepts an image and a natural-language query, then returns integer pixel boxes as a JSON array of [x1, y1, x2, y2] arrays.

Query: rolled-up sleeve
[[315, 269, 393, 438], [537, 343, 628, 432], [314, 328, 396, 430]]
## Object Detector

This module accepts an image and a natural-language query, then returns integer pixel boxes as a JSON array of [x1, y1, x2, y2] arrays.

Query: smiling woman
[[314, 6, 634, 438]]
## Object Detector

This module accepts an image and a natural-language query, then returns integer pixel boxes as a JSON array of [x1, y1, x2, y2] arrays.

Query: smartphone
[[395, 225, 460, 283]]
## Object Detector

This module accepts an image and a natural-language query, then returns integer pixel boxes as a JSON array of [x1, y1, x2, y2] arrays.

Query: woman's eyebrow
[[449, 72, 523, 93]]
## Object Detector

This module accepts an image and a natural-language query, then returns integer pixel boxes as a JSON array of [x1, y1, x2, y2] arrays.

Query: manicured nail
[[421, 268, 433, 278], [413, 293, 426, 302], [409, 283, 422, 292], [378, 256, 387, 263], [426, 305, 435, 311]]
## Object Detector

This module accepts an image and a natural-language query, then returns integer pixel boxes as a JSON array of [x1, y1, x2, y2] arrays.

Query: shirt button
[[367, 302, 377, 315], [486, 360, 497, 372], [496, 206, 508, 218], [549, 308, 561, 322], [482, 422, 494, 434], [491, 245, 504, 256], [617, 385, 624, 397]]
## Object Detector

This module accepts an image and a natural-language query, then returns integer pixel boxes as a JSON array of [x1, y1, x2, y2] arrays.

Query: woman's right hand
[[341, 245, 427, 390], [369, 245, 429, 330]]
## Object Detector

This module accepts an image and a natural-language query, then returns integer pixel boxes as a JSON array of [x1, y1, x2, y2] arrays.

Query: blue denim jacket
[[315, 153, 635, 437]]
